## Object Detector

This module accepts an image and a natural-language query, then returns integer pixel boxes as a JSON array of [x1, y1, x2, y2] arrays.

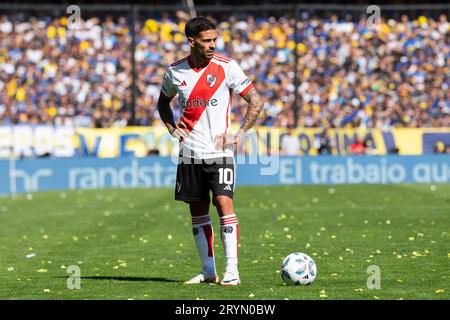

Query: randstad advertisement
[[0, 126, 449, 158], [0, 155, 449, 195]]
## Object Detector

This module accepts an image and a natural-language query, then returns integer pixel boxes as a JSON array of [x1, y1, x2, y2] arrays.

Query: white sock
[[220, 213, 239, 274], [191, 215, 216, 276]]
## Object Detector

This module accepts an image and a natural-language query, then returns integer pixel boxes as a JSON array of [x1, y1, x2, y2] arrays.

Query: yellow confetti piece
[[373, 296, 380, 300], [113, 266, 119, 270], [355, 288, 363, 292], [386, 220, 391, 225], [248, 293, 255, 298], [167, 234, 173, 240], [43, 289, 50, 293], [283, 227, 289, 232], [305, 243, 311, 249], [435, 289, 445, 293], [339, 256, 343, 261], [408, 237, 415, 241], [252, 260, 259, 264], [320, 227, 326, 231], [72, 236, 79, 241], [42, 235, 48, 240], [331, 273, 338, 277], [36, 269, 48, 273], [397, 279, 403, 283], [286, 234, 292, 240]]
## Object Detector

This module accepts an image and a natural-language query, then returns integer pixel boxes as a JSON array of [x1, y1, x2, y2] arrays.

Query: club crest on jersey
[[206, 74, 217, 87]]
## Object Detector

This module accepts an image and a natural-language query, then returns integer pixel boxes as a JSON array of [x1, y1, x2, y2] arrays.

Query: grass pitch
[[0, 185, 448, 300]]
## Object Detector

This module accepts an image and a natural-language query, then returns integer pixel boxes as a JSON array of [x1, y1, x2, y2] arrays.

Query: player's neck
[[188, 54, 210, 70]]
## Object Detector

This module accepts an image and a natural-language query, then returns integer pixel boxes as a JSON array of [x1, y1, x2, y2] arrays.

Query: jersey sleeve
[[161, 67, 177, 98], [227, 59, 254, 97]]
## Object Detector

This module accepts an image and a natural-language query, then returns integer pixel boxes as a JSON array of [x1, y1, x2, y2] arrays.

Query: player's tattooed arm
[[239, 87, 264, 136], [157, 91, 188, 142], [214, 87, 264, 150]]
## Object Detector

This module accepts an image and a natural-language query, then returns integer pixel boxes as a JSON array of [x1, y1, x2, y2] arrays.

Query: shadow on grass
[[55, 276, 180, 283]]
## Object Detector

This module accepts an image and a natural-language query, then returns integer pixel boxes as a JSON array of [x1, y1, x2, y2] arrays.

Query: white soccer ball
[[280, 252, 317, 285]]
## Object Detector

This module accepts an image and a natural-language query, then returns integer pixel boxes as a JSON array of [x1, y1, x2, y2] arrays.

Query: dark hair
[[185, 17, 216, 38]]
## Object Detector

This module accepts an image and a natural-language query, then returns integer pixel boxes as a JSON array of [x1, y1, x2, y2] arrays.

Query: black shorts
[[175, 156, 236, 204]]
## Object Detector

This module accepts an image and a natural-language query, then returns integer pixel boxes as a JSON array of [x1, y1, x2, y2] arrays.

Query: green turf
[[0, 185, 448, 300]]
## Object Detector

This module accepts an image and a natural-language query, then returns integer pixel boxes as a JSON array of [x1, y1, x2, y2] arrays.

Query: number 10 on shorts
[[219, 168, 233, 185]]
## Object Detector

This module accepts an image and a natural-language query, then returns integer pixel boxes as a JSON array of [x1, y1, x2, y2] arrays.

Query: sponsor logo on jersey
[[241, 78, 251, 86], [181, 97, 218, 109], [223, 184, 232, 191]]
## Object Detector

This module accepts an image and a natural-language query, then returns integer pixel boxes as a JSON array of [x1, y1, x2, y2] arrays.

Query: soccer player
[[157, 17, 264, 286]]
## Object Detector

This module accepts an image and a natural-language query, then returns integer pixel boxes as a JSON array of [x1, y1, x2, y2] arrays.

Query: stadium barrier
[[1, 126, 449, 158], [1, 155, 449, 195]]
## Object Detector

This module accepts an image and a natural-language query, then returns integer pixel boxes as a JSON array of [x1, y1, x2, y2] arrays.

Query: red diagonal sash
[[181, 62, 225, 132]]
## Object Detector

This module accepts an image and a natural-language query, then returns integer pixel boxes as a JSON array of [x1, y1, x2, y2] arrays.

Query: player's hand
[[215, 129, 245, 151], [171, 121, 189, 143]]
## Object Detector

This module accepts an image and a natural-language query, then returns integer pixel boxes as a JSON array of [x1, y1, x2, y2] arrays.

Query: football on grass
[[281, 252, 317, 285]]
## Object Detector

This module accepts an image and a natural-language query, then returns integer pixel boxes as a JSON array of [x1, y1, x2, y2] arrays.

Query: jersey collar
[[187, 55, 212, 73]]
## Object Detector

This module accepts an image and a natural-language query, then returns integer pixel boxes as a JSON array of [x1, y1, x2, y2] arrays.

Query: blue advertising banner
[[0, 155, 449, 195]]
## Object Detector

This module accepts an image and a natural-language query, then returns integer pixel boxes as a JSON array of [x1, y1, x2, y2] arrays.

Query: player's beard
[[204, 49, 214, 60]]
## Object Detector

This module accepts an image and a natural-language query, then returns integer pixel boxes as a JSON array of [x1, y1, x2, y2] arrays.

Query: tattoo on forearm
[[241, 88, 264, 133]]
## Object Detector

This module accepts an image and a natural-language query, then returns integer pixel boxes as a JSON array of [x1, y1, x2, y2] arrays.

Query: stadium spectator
[[280, 126, 301, 155], [0, 12, 449, 129], [349, 138, 366, 155], [315, 129, 333, 155]]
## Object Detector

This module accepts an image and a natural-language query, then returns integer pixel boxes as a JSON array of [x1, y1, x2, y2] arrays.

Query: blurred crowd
[[0, 11, 449, 129]]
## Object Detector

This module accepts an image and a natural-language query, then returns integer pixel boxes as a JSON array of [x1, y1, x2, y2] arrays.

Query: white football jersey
[[162, 53, 253, 159]]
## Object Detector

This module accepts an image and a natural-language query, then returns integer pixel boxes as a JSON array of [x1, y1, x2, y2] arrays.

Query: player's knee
[[213, 195, 233, 212]]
